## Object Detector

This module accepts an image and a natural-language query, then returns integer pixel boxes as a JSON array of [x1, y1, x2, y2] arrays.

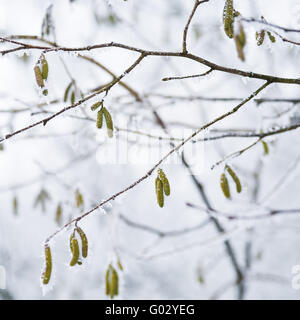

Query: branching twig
[[182, 0, 209, 53], [1, 38, 300, 84], [44, 82, 270, 244], [0, 53, 145, 143], [211, 138, 263, 169]]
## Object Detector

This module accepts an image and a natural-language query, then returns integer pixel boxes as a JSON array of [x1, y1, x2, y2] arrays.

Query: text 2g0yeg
[[0, 0, 300, 305]]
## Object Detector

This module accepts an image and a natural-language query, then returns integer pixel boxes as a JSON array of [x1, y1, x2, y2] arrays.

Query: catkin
[[76, 227, 88, 258], [13, 196, 18, 215], [226, 165, 242, 193], [34, 65, 44, 88], [91, 101, 103, 111], [256, 30, 265, 46], [234, 23, 246, 61], [102, 107, 114, 138], [117, 259, 123, 271], [158, 169, 170, 196], [96, 108, 104, 129], [64, 82, 73, 102], [105, 265, 119, 299], [75, 189, 84, 209], [111, 268, 119, 298], [70, 237, 80, 266], [223, 0, 234, 39], [267, 31, 276, 43], [42, 245, 52, 285], [155, 177, 164, 208], [41, 55, 49, 80], [105, 266, 111, 296], [220, 173, 230, 198], [262, 140, 269, 155], [55, 203, 62, 225], [71, 91, 75, 105]]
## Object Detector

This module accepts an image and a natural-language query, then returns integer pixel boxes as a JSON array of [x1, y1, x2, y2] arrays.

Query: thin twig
[[162, 68, 213, 81], [182, 0, 209, 53], [242, 17, 300, 33]]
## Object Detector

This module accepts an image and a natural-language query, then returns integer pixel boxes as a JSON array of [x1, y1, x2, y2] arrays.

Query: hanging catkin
[[96, 108, 104, 129], [267, 31, 276, 43], [105, 264, 119, 299], [102, 107, 114, 138], [155, 177, 164, 207], [70, 91, 75, 105], [226, 165, 242, 193], [75, 189, 84, 209], [91, 101, 103, 111], [34, 65, 44, 88], [223, 0, 234, 39], [220, 173, 230, 198], [111, 268, 119, 298], [42, 245, 52, 285], [41, 55, 49, 80], [13, 196, 18, 215], [256, 30, 265, 46], [63, 82, 73, 102], [69, 235, 80, 266], [158, 169, 170, 196], [55, 203, 62, 225], [262, 140, 269, 155], [76, 227, 88, 258], [234, 23, 246, 61], [105, 265, 111, 296]]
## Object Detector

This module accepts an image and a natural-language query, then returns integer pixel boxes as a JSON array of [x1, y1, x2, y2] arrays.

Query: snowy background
[[1, 0, 300, 299]]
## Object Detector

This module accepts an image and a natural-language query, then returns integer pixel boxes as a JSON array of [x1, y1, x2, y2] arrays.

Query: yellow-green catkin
[[256, 30, 265, 46], [262, 140, 269, 155], [55, 203, 62, 225], [41, 55, 49, 80], [34, 189, 51, 213], [234, 23, 246, 61], [69, 233, 75, 252], [75, 189, 84, 210], [267, 31, 276, 43], [64, 82, 73, 102], [117, 259, 123, 271], [158, 169, 170, 196], [105, 265, 119, 299], [34, 65, 44, 88], [105, 266, 111, 296], [70, 236, 80, 266], [76, 227, 88, 258], [102, 107, 114, 138], [226, 165, 242, 193], [155, 177, 164, 208], [71, 91, 75, 105], [220, 173, 230, 198], [223, 0, 234, 39], [96, 108, 104, 129], [13, 196, 18, 215], [111, 268, 119, 298], [42, 245, 52, 285], [91, 101, 103, 111]]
